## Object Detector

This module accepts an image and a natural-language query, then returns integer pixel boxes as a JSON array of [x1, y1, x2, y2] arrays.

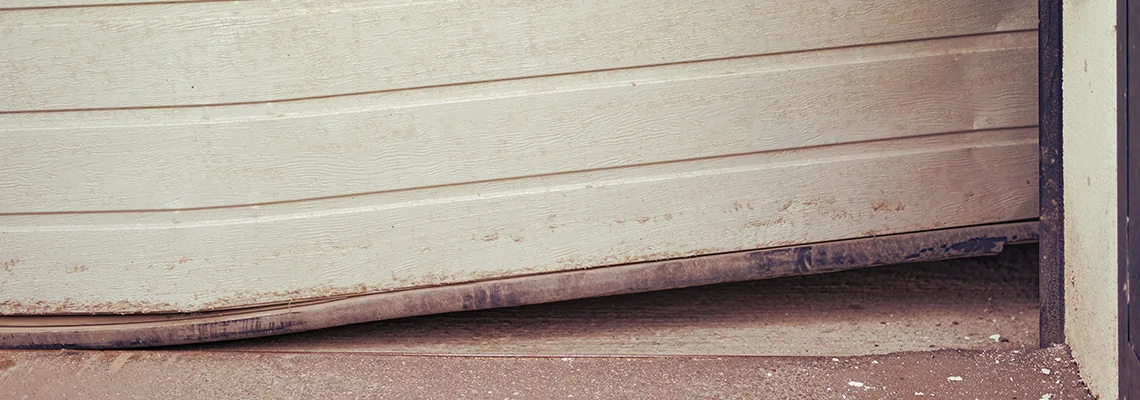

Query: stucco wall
[[1062, 0, 1119, 398]]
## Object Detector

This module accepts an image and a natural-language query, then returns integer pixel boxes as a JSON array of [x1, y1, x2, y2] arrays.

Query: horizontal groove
[[2, 29, 1039, 130], [0, 0, 237, 12], [0, 29, 1037, 116], [0, 126, 1039, 220]]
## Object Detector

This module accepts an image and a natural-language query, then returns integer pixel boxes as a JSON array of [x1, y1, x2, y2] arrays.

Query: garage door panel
[[0, 128, 1039, 314], [0, 0, 1036, 110]]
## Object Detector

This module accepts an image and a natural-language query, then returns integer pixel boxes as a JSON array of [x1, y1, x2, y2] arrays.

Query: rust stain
[[545, 214, 565, 231], [872, 202, 907, 212], [823, 209, 852, 220], [746, 217, 785, 228], [65, 265, 88, 274], [802, 198, 837, 207], [614, 213, 677, 225], [729, 201, 755, 212], [779, 200, 793, 212], [1, 259, 20, 272]]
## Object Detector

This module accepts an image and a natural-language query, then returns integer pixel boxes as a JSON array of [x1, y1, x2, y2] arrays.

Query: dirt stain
[[65, 265, 88, 274]]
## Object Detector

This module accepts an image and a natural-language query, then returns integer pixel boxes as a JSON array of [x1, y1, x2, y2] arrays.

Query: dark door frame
[[1121, 0, 1140, 396], [1038, 0, 1064, 348]]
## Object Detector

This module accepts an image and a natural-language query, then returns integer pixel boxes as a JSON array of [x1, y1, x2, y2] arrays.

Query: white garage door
[[0, 0, 1038, 314]]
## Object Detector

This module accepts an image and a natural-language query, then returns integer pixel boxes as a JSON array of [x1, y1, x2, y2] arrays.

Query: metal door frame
[[1038, 0, 1064, 348], [1120, 0, 1140, 395]]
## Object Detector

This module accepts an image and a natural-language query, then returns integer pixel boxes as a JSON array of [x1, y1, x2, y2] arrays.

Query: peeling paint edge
[[0, 221, 1039, 350]]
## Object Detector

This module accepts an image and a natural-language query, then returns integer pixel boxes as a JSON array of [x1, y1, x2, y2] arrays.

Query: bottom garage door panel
[[0, 128, 1037, 314]]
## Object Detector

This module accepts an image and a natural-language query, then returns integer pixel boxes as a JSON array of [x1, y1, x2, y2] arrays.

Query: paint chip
[[847, 381, 864, 388], [988, 334, 1002, 342], [1040, 394, 1053, 400], [1040, 368, 1051, 375], [947, 376, 964, 382]]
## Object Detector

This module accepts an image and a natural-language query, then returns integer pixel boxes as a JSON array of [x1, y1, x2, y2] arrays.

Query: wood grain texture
[[1, 32, 1038, 212], [0, 129, 1040, 314], [0, 0, 1036, 110]]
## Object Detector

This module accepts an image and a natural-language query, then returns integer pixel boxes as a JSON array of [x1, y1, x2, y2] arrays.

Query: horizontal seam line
[[0, 125, 1040, 217], [0, 28, 1038, 115]]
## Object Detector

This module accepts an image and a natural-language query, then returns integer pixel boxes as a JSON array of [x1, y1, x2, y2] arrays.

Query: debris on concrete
[[0, 341, 1091, 399]]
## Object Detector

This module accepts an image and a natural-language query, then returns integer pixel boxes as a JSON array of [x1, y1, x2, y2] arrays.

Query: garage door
[[0, 0, 1039, 315]]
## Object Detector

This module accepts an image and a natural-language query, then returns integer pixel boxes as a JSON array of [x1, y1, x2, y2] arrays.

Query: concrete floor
[[0, 244, 1095, 398], [0, 347, 1088, 399]]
